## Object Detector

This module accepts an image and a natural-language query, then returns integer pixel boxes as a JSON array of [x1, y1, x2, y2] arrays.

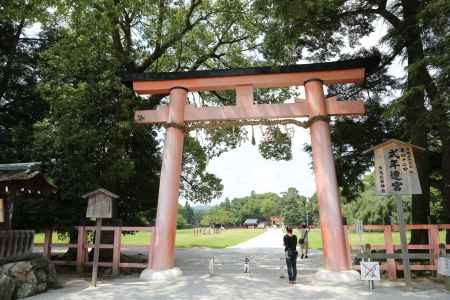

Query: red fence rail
[[346, 224, 449, 280], [34, 226, 154, 275]]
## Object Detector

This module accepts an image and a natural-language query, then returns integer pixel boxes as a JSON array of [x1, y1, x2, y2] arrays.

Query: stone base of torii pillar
[[140, 267, 183, 282]]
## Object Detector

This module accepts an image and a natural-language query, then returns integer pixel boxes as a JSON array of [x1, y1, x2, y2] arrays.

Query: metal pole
[[395, 195, 412, 286], [92, 218, 102, 287], [305, 198, 309, 227], [368, 257, 374, 290], [280, 257, 285, 278]]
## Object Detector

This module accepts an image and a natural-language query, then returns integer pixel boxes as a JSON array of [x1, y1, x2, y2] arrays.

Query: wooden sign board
[[373, 141, 422, 195], [0, 198, 4, 223], [83, 188, 118, 219], [86, 193, 113, 219], [360, 261, 380, 281]]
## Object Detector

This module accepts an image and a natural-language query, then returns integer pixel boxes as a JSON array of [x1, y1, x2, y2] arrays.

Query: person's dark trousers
[[285, 257, 297, 281]]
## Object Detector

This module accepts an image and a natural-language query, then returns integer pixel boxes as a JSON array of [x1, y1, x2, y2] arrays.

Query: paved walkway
[[29, 229, 449, 300], [229, 228, 284, 248]]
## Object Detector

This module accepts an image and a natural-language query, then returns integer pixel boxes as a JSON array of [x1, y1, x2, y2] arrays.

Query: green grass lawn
[[34, 228, 447, 250], [294, 229, 447, 250], [34, 228, 266, 249]]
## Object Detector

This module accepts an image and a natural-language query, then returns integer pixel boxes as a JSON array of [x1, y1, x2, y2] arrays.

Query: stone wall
[[0, 254, 58, 299]]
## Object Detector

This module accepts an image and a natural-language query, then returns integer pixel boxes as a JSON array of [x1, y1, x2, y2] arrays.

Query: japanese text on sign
[[374, 142, 422, 195]]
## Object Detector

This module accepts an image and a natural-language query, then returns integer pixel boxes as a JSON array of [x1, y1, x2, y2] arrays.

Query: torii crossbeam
[[128, 56, 379, 281]]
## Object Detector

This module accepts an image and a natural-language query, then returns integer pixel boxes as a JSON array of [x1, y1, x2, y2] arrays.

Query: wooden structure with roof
[[243, 218, 258, 229], [0, 162, 57, 230]]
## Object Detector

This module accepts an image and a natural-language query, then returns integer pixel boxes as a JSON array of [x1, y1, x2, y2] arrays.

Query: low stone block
[[0, 274, 15, 300]]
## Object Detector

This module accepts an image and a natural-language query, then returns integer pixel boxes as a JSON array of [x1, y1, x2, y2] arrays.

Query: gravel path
[[29, 229, 450, 300], [229, 228, 284, 249]]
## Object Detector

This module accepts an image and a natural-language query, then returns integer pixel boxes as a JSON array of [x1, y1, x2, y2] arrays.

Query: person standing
[[299, 224, 310, 259], [283, 227, 298, 284]]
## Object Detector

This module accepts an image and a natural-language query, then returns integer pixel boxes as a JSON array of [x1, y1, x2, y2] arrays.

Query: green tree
[[177, 213, 188, 229], [280, 188, 307, 226], [253, 0, 450, 243], [0, 0, 53, 163], [25, 0, 260, 233], [183, 202, 194, 224], [201, 207, 237, 226], [343, 174, 411, 225]]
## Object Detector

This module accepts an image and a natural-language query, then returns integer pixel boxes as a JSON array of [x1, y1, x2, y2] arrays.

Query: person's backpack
[[299, 229, 309, 245]]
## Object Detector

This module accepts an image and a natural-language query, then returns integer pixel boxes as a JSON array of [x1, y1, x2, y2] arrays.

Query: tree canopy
[[253, 0, 450, 242], [1, 1, 448, 244]]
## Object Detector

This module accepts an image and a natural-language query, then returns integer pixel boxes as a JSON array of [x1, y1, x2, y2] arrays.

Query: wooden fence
[[346, 224, 450, 280], [0, 230, 35, 260], [33, 224, 449, 280], [34, 226, 153, 275]]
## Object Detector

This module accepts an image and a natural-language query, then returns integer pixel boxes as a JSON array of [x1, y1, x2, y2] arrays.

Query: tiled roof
[[243, 218, 258, 225]]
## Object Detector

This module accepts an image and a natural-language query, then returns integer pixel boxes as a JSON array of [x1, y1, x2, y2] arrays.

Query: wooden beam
[[133, 68, 365, 95], [326, 96, 365, 116], [235, 85, 253, 108], [135, 100, 365, 124], [384, 225, 397, 280]]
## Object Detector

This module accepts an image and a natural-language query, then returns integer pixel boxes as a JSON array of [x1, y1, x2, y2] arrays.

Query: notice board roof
[[363, 139, 426, 154]]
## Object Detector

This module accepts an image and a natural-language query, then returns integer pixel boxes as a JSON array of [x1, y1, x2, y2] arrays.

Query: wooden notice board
[[373, 141, 422, 195], [86, 193, 113, 219]]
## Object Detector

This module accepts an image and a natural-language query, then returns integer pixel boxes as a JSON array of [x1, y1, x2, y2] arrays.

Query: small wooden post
[[343, 225, 352, 268], [82, 188, 119, 282], [384, 225, 397, 280], [92, 218, 102, 287], [428, 225, 440, 267], [43, 228, 53, 258], [112, 227, 121, 276], [76, 226, 86, 273], [395, 196, 411, 286]]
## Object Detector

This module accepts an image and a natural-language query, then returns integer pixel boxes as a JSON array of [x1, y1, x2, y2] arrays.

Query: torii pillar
[[130, 56, 379, 282], [305, 79, 351, 276]]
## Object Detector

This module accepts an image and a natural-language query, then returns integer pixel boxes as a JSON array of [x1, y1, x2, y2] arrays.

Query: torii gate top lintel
[[131, 56, 379, 126], [130, 56, 379, 95]]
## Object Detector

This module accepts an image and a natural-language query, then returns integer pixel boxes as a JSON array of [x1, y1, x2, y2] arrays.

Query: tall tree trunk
[[423, 69, 450, 243], [442, 139, 450, 243], [402, 0, 430, 244]]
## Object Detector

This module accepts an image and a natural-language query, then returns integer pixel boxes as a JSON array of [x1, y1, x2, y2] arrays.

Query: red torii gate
[[130, 57, 379, 280]]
